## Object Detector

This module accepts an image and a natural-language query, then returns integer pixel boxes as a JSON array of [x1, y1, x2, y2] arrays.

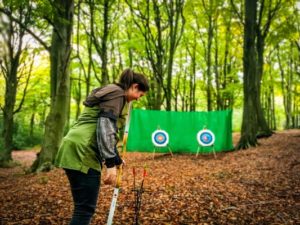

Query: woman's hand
[[104, 167, 117, 186], [119, 159, 126, 167]]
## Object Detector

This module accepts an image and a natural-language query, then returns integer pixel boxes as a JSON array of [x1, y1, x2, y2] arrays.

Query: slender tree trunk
[[174, 73, 180, 111], [266, 78, 276, 130], [271, 85, 276, 130], [292, 48, 298, 128], [0, 7, 24, 166], [126, 0, 183, 110], [236, 0, 258, 149], [100, 0, 110, 85], [31, 0, 74, 172], [2, 63, 18, 163], [182, 72, 188, 111], [86, 0, 95, 92], [152, 1, 164, 110], [74, 75, 82, 120], [30, 113, 35, 138], [256, 34, 272, 137], [266, 53, 276, 130], [165, 0, 185, 111], [286, 50, 293, 128], [222, 9, 232, 110], [190, 40, 196, 111], [175, 48, 189, 111], [214, 24, 221, 110], [206, 10, 213, 111], [126, 29, 133, 68], [277, 46, 294, 129]]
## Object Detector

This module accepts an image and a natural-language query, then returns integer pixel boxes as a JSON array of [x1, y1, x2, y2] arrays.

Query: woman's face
[[126, 84, 146, 102]]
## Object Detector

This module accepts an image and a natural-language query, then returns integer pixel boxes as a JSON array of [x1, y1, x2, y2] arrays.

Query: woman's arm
[[96, 117, 122, 168]]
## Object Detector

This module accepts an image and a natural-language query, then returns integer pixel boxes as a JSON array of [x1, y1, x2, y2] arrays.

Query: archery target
[[152, 130, 169, 147], [197, 129, 215, 146]]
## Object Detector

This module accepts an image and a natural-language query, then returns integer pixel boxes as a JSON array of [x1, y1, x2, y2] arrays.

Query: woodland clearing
[[0, 130, 299, 225]]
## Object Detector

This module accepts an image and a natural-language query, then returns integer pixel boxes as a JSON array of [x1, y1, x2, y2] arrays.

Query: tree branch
[[230, 0, 244, 26], [14, 54, 35, 114], [295, 40, 300, 52], [0, 7, 51, 52]]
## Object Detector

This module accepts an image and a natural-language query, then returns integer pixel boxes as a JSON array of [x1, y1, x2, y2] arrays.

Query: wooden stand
[[196, 144, 217, 159]]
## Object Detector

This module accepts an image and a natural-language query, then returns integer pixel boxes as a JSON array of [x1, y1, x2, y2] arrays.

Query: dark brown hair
[[118, 68, 149, 92]]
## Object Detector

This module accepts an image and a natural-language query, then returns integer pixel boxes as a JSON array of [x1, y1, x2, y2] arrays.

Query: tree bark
[[0, 3, 28, 166], [214, 24, 221, 110], [200, 0, 215, 111], [30, 113, 35, 139], [236, 0, 258, 149], [100, 0, 110, 85], [254, 0, 282, 137], [165, 0, 185, 111], [277, 45, 295, 129], [255, 32, 273, 137], [189, 39, 196, 111], [31, 0, 74, 172]]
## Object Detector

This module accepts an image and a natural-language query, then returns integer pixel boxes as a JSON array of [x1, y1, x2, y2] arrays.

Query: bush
[[13, 121, 43, 150], [0, 137, 4, 151]]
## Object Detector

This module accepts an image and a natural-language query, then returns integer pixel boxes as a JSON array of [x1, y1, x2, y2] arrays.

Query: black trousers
[[65, 168, 101, 225]]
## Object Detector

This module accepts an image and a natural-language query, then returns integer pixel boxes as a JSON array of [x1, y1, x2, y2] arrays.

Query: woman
[[55, 68, 149, 225]]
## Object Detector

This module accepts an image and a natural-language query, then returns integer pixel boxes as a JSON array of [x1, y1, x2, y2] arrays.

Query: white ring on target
[[197, 129, 215, 146], [152, 130, 169, 147]]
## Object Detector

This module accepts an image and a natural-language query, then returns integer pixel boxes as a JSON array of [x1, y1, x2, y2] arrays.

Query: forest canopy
[[0, 0, 299, 169]]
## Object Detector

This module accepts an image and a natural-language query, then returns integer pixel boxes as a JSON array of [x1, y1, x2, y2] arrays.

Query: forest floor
[[0, 130, 299, 225]]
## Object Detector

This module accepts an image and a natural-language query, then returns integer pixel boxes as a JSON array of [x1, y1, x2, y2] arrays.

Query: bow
[[107, 102, 132, 225]]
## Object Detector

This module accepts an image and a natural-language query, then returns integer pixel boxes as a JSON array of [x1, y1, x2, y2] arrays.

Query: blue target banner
[[152, 130, 169, 147], [197, 129, 215, 146]]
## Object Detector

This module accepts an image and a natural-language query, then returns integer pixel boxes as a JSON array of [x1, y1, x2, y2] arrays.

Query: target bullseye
[[197, 129, 215, 146], [152, 130, 169, 147]]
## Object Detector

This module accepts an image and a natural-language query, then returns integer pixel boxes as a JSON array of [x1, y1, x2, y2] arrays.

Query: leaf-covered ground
[[0, 130, 299, 225]]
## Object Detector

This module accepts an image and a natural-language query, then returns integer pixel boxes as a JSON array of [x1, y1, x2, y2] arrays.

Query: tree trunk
[[1, 72, 17, 164], [126, 0, 183, 110], [190, 42, 196, 112], [174, 73, 180, 111], [236, 0, 258, 149], [31, 0, 74, 172], [286, 50, 293, 128], [265, 53, 276, 130], [0, 6, 24, 166], [86, 0, 94, 92], [256, 34, 272, 137], [277, 46, 294, 129], [74, 76, 82, 120], [100, 0, 110, 85], [214, 24, 221, 110], [222, 9, 232, 110], [206, 11, 213, 111], [30, 113, 35, 138]]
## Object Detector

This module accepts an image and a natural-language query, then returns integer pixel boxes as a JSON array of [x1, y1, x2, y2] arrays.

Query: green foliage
[[13, 118, 43, 150], [0, 137, 3, 152], [0, 114, 3, 151], [232, 109, 243, 132], [1, 0, 299, 150], [38, 175, 49, 184], [0, 159, 21, 168]]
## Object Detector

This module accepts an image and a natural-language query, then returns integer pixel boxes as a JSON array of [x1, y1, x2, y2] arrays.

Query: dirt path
[[12, 150, 37, 166], [0, 130, 299, 225]]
